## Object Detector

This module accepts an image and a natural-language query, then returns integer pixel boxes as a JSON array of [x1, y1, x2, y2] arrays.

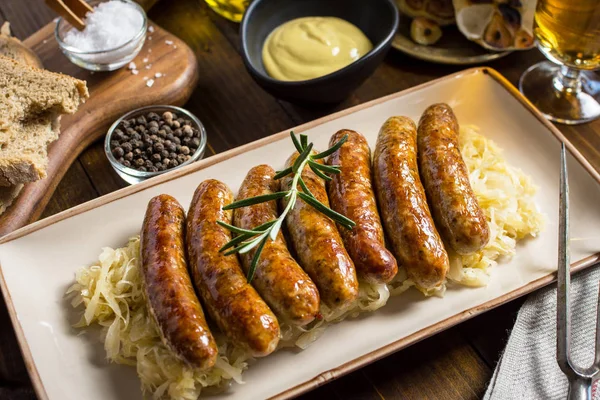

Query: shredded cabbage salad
[[67, 125, 544, 399]]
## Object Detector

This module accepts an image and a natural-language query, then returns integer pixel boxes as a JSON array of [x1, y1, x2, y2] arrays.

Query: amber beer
[[534, 0, 600, 70]]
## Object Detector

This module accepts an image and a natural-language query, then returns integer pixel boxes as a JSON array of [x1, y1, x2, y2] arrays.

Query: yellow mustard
[[262, 17, 373, 82]]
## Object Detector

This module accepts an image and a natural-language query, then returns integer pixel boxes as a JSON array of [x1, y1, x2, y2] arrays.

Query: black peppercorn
[[153, 142, 164, 152], [182, 137, 191, 145], [170, 159, 179, 167], [110, 140, 120, 149], [124, 152, 133, 161], [149, 126, 159, 135], [152, 153, 161, 162], [121, 142, 133, 153], [112, 147, 124, 158], [166, 133, 175, 142], [190, 138, 200, 148], [173, 137, 181, 145], [133, 148, 142, 156], [163, 125, 172, 134], [171, 120, 181, 129], [169, 152, 177, 159], [177, 154, 187, 164], [145, 160, 154, 169], [121, 120, 131, 129], [139, 166, 147, 172], [180, 146, 190, 155], [161, 149, 169, 158], [173, 128, 182, 138], [182, 125, 193, 137], [148, 112, 160, 121], [162, 111, 173, 121], [148, 120, 159, 128], [148, 166, 158, 172], [135, 158, 145, 167], [123, 160, 131, 167], [136, 116, 146, 125]]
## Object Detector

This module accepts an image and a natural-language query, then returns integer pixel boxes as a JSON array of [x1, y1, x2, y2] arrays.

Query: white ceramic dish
[[1, 68, 600, 400]]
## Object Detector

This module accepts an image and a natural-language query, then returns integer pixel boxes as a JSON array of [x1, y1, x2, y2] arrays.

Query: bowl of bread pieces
[[0, 22, 88, 215]]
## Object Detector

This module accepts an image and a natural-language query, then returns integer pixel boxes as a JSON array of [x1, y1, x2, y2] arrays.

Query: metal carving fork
[[557, 142, 600, 399]]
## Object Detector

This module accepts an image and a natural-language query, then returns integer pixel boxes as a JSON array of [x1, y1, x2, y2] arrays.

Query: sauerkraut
[[447, 125, 545, 287], [66, 237, 251, 400], [67, 125, 544, 399]]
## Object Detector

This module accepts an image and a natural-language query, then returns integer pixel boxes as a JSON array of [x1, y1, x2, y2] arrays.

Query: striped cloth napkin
[[484, 265, 600, 399]]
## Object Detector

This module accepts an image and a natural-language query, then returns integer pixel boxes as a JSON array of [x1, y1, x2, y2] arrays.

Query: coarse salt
[[165, 40, 173, 45], [145, 64, 152, 69], [128, 61, 136, 70], [132, 69, 139, 75], [142, 57, 149, 63], [148, 26, 155, 33], [154, 72, 162, 78], [63, 1, 144, 52], [146, 79, 154, 87]]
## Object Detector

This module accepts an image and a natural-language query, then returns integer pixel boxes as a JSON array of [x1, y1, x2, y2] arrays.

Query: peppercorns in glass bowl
[[104, 105, 207, 184]]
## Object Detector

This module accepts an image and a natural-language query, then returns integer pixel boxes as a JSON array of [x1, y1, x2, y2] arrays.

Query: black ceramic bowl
[[240, 0, 399, 104]]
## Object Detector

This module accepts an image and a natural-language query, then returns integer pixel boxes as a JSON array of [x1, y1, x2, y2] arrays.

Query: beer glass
[[519, 0, 600, 125]]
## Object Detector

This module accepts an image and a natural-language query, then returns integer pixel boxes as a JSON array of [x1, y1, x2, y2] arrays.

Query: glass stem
[[554, 65, 582, 93]]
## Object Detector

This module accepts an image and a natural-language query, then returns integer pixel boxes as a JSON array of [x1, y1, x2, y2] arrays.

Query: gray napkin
[[485, 266, 600, 399]]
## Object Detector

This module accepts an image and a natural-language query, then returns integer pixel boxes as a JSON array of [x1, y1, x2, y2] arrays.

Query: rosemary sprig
[[218, 131, 353, 282]]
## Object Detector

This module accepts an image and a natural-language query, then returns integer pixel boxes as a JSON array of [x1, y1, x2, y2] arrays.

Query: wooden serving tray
[[0, 21, 199, 236]]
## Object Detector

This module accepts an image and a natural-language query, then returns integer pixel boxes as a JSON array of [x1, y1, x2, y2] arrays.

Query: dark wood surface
[[0, 1, 598, 399]]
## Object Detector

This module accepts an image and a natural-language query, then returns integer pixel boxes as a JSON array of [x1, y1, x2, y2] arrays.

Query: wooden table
[[1, 1, 599, 399]]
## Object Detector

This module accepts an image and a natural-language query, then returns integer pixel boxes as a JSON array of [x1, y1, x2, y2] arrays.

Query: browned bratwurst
[[186, 179, 280, 357], [326, 130, 398, 284], [233, 165, 320, 326], [140, 194, 218, 370], [280, 152, 359, 311], [417, 104, 490, 255], [373, 117, 449, 290]]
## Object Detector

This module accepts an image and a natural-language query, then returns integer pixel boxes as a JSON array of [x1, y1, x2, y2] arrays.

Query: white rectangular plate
[[1, 68, 600, 400]]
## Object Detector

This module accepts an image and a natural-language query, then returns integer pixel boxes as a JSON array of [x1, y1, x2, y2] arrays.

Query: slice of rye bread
[[0, 113, 60, 186], [0, 55, 88, 129], [0, 55, 88, 186]]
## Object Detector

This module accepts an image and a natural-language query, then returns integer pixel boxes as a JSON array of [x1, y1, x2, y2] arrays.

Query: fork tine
[[557, 142, 572, 376], [593, 283, 600, 369]]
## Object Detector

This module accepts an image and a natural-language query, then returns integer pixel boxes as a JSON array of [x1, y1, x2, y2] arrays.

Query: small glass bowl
[[55, 0, 147, 71], [105, 105, 208, 185]]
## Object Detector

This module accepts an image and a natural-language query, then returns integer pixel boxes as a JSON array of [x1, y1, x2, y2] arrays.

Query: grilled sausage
[[186, 180, 280, 357], [140, 194, 218, 370], [280, 152, 359, 311], [233, 165, 321, 326], [326, 130, 398, 284], [417, 103, 490, 255], [373, 117, 449, 290]]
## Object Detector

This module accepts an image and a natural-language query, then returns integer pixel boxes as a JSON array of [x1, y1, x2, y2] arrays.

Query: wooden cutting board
[[0, 21, 199, 236]]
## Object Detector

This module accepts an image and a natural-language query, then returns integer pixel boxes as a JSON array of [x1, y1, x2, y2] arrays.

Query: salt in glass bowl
[[55, 0, 147, 71], [105, 105, 208, 185]]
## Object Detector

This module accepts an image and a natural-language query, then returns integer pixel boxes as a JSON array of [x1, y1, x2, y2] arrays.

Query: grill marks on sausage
[[280, 153, 359, 311], [326, 130, 398, 284], [140, 194, 218, 370], [233, 165, 320, 326], [186, 180, 280, 357], [417, 103, 490, 255], [373, 117, 449, 290]]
